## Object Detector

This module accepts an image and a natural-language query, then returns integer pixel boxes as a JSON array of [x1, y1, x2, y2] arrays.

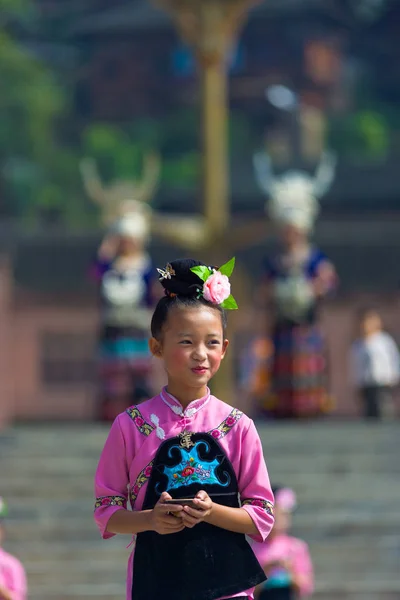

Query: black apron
[[132, 431, 266, 600], [259, 587, 293, 600]]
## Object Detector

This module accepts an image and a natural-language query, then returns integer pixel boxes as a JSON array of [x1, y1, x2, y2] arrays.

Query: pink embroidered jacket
[[252, 534, 314, 597], [0, 548, 27, 600], [94, 389, 275, 600]]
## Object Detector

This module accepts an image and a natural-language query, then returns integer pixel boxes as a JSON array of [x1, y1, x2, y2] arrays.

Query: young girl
[[94, 257, 275, 600], [0, 498, 27, 600], [253, 487, 314, 600]]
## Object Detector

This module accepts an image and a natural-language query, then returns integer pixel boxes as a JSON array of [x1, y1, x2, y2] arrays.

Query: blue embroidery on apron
[[157, 440, 230, 493]]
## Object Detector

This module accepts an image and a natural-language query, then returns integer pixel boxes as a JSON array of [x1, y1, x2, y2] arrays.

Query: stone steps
[[0, 422, 399, 599]]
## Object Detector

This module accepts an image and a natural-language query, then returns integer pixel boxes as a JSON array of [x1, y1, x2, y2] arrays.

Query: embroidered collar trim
[[160, 387, 211, 418]]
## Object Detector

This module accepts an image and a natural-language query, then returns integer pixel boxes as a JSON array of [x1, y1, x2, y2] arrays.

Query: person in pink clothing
[[253, 487, 314, 600], [0, 498, 27, 600], [94, 257, 275, 600]]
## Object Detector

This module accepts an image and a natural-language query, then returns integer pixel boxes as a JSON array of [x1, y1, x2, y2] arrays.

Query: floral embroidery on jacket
[[161, 440, 230, 491], [126, 406, 154, 436], [242, 498, 274, 516], [130, 461, 154, 508], [94, 495, 127, 510], [208, 408, 243, 440]]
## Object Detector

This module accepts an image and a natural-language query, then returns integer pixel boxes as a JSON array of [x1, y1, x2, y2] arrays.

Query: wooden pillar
[[202, 57, 229, 236], [152, 0, 258, 403]]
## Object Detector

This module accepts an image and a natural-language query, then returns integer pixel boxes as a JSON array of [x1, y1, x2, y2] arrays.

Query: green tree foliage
[[82, 108, 258, 197], [0, 0, 95, 227]]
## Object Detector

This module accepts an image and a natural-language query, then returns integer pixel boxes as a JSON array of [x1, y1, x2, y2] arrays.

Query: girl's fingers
[[160, 491, 172, 502], [163, 525, 185, 534], [193, 499, 211, 511], [161, 514, 183, 525], [182, 515, 199, 528], [162, 520, 184, 531], [195, 491, 208, 501], [183, 506, 207, 519], [167, 523, 185, 531]]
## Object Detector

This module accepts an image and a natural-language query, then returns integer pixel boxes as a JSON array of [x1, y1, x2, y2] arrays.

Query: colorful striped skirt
[[259, 322, 332, 419]]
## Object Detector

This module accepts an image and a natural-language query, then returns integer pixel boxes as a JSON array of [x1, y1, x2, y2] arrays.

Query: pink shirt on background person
[[0, 548, 27, 600], [94, 390, 275, 600], [252, 534, 314, 598]]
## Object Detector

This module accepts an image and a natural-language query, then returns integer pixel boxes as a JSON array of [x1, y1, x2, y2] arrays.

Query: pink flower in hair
[[276, 488, 297, 511], [203, 271, 231, 305]]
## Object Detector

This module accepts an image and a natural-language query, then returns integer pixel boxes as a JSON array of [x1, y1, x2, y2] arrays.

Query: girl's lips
[[191, 367, 208, 374]]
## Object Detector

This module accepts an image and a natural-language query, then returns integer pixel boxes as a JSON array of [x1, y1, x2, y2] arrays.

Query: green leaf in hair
[[218, 257, 235, 278], [190, 265, 213, 282], [220, 294, 238, 310]]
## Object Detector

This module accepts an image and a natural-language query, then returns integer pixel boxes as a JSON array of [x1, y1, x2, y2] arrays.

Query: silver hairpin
[[157, 263, 176, 281]]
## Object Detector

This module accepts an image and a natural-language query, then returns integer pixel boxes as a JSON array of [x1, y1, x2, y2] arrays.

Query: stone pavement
[[0, 421, 399, 600]]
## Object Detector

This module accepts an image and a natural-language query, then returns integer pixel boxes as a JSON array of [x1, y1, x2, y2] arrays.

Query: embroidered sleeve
[[238, 419, 275, 543], [241, 498, 274, 516], [94, 416, 129, 539], [94, 495, 127, 509], [129, 461, 154, 509], [126, 406, 154, 436], [209, 408, 243, 439]]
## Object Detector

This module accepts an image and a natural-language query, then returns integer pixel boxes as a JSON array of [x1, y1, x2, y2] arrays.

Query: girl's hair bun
[[152, 257, 228, 340], [159, 258, 210, 298]]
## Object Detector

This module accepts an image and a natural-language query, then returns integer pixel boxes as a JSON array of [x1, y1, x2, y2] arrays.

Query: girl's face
[[150, 305, 228, 401]]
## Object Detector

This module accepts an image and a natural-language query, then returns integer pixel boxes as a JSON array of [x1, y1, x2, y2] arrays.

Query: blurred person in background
[[350, 307, 400, 419], [257, 194, 337, 419], [253, 486, 314, 600], [0, 498, 27, 600], [91, 207, 156, 421], [239, 336, 274, 411]]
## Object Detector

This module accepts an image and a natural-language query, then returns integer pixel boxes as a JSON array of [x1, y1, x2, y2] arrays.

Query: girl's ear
[[221, 339, 229, 359], [149, 337, 163, 358]]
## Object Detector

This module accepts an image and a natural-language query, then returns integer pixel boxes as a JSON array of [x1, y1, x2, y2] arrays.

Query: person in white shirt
[[350, 307, 400, 419]]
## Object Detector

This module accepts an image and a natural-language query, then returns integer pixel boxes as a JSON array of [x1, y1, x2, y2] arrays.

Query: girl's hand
[[181, 490, 213, 529], [0, 584, 13, 600], [264, 558, 292, 576], [271, 558, 291, 569], [149, 492, 185, 535]]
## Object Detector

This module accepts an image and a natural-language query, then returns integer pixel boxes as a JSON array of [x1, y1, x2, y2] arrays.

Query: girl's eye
[[209, 340, 221, 346], [179, 340, 191, 345]]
